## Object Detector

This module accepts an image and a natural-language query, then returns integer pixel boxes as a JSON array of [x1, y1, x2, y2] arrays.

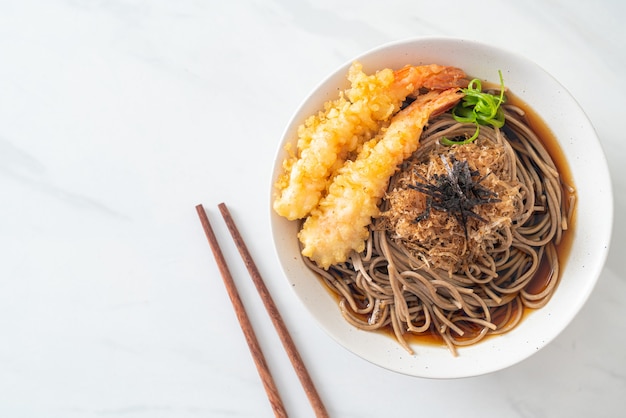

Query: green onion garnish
[[441, 70, 506, 146]]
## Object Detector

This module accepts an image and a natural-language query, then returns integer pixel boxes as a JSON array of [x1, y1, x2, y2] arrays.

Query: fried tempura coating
[[273, 62, 466, 220], [298, 88, 464, 269]]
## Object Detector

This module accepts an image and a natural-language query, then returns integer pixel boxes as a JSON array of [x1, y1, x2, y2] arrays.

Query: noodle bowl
[[270, 38, 611, 378]]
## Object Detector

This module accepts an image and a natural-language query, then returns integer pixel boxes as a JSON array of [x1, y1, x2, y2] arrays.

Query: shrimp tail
[[392, 65, 468, 97]]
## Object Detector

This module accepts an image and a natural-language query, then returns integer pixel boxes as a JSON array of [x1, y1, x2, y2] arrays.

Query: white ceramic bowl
[[269, 38, 612, 378]]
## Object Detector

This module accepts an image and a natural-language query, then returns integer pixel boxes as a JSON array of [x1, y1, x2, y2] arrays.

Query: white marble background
[[0, 0, 624, 417]]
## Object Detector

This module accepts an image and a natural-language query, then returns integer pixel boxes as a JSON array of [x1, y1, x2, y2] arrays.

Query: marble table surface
[[1, 1, 624, 417]]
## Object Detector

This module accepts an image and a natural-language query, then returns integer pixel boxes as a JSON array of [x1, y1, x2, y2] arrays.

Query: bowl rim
[[269, 36, 613, 379]]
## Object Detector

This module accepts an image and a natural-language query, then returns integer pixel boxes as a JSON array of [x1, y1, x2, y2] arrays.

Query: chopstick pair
[[195, 203, 329, 418]]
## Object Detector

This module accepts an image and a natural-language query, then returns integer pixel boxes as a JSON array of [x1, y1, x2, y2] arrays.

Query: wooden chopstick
[[217, 203, 329, 418], [195, 204, 287, 418]]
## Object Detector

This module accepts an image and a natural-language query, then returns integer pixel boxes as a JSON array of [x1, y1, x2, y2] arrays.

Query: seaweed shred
[[408, 155, 501, 239]]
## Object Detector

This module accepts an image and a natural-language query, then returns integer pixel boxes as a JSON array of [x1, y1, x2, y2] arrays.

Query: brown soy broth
[[505, 88, 578, 288], [316, 87, 577, 350]]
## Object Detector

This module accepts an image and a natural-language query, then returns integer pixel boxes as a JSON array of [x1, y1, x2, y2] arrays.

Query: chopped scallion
[[441, 70, 506, 146]]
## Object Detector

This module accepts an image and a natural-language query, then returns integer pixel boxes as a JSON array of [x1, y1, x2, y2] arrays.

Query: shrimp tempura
[[298, 88, 464, 269], [273, 62, 466, 220]]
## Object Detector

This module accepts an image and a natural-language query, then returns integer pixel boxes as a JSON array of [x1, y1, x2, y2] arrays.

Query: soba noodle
[[304, 102, 575, 356]]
